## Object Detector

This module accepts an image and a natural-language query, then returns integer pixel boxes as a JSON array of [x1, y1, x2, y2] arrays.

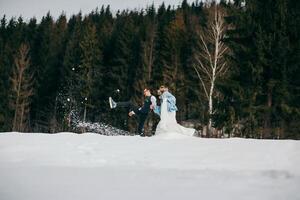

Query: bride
[[154, 85, 195, 137]]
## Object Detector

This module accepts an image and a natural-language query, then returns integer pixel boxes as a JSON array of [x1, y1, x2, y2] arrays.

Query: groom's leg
[[116, 101, 132, 108], [116, 101, 141, 116], [137, 113, 148, 135], [117, 101, 140, 113]]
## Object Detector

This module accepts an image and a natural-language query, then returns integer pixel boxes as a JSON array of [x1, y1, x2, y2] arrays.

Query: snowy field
[[0, 132, 299, 200]]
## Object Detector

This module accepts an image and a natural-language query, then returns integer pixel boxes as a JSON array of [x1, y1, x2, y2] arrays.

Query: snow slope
[[0, 132, 299, 200]]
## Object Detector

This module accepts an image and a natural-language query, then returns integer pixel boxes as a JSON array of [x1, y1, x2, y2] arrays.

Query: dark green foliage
[[0, 0, 299, 139], [218, 0, 300, 138]]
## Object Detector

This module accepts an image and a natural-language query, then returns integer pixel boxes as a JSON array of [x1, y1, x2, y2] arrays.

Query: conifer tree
[[103, 12, 136, 130], [79, 19, 102, 122], [0, 16, 9, 131]]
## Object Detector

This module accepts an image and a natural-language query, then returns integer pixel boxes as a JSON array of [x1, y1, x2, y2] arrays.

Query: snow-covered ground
[[0, 132, 299, 200]]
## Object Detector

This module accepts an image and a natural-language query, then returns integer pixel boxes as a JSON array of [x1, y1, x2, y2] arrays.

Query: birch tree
[[10, 43, 34, 132], [192, 4, 229, 136]]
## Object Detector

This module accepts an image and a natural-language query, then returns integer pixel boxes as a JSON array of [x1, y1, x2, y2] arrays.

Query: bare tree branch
[[10, 43, 34, 132], [192, 4, 230, 136]]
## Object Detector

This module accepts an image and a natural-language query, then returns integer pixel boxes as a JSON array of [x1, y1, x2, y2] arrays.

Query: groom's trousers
[[116, 101, 148, 135]]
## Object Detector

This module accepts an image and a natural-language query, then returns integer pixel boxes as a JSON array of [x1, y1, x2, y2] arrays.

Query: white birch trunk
[[192, 4, 229, 137]]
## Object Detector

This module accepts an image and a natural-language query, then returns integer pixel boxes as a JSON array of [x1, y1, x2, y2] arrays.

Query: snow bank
[[0, 132, 299, 200]]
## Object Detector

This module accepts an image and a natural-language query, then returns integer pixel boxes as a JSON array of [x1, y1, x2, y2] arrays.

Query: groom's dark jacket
[[138, 96, 152, 114]]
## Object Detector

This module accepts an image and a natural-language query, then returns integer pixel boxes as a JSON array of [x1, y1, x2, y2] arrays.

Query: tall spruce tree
[[79, 19, 102, 122], [103, 12, 136, 130]]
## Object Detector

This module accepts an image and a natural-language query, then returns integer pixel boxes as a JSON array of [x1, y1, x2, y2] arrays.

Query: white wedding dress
[[155, 98, 195, 137]]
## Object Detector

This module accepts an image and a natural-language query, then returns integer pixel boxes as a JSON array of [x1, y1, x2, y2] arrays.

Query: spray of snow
[[76, 121, 130, 136]]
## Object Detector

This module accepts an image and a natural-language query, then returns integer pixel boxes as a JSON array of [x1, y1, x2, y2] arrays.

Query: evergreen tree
[[103, 12, 136, 130], [79, 19, 102, 122], [60, 13, 83, 131], [223, 0, 300, 138], [0, 16, 11, 131]]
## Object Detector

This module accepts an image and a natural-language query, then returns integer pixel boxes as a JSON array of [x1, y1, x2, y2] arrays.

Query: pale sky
[[0, 0, 194, 21]]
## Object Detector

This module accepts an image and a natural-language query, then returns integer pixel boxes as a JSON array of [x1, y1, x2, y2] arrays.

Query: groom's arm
[[150, 96, 157, 110]]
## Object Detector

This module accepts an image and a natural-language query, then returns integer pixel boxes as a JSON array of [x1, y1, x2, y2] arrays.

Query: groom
[[109, 88, 157, 136]]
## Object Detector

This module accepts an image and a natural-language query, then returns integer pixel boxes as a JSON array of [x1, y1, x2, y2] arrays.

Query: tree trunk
[[20, 103, 25, 132], [83, 104, 87, 123], [208, 75, 215, 137], [12, 46, 27, 132], [147, 32, 155, 81], [264, 88, 272, 138]]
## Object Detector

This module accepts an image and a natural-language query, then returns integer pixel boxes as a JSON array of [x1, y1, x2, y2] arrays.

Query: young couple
[[109, 85, 195, 137]]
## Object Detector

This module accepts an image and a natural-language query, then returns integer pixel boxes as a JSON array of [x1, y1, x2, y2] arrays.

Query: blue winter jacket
[[163, 91, 178, 112], [153, 91, 178, 116]]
